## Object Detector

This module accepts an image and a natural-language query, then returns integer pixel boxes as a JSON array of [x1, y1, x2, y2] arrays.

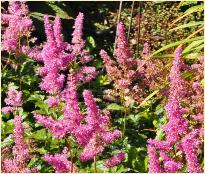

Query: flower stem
[[70, 150, 73, 173], [122, 106, 127, 137], [94, 155, 97, 173]]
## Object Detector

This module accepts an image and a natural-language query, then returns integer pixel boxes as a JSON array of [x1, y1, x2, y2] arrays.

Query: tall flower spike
[[71, 12, 92, 63], [2, 116, 36, 173], [180, 129, 202, 173], [63, 74, 83, 124], [71, 12, 85, 56], [83, 90, 101, 126], [53, 16, 66, 49], [37, 15, 73, 94], [114, 22, 137, 69], [147, 46, 190, 173]]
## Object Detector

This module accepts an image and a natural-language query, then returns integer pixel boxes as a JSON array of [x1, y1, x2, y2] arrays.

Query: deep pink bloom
[[160, 151, 183, 173], [79, 134, 104, 162], [2, 116, 36, 173], [104, 152, 125, 168], [1, 1, 33, 52], [33, 113, 73, 139], [37, 15, 73, 94], [47, 96, 59, 108], [44, 147, 77, 173], [147, 145, 164, 173], [101, 130, 122, 144], [179, 129, 203, 173], [1, 106, 15, 114], [83, 90, 101, 126]]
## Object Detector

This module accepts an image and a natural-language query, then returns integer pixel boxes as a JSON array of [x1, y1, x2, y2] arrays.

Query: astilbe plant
[[30, 11, 124, 172], [138, 43, 169, 96], [100, 22, 141, 107], [33, 12, 97, 139], [100, 23, 168, 108], [1, 1, 36, 55], [147, 46, 204, 173], [2, 89, 37, 173]]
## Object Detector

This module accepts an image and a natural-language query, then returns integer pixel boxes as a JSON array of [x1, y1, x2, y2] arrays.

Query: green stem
[[122, 106, 127, 137], [70, 150, 73, 173]]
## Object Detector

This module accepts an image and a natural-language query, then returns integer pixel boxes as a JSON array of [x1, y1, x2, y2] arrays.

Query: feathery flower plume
[[104, 152, 125, 168], [71, 12, 92, 63], [44, 147, 78, 173], [1, 1, 33, 53], [75, 90, 122, 163], [147, 145, 164, 173], [37, 15, 73, 94], [2, 89, 23, 114], [147, 47, 204, 173], [2, 116, 36, 173]]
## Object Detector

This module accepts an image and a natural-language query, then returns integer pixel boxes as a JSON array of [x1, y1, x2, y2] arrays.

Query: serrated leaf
[[31, 129, 47, 140], [200, 79, 204, 85], [3, 120, 14, 135], [27, 94, 45, 102], [155, 129, 165, 140], [107, 103, 123, 111], [1, 135, 14, 148]]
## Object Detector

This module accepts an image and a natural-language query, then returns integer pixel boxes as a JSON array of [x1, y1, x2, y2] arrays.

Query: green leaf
[[151, 36, 204, 56], [200, 79, 204, 85], [193, 44, 204, 52], [182, 71, 194, 80], [170, 21, 203, 31], [184, 4, 204, 14], [35, 147, 47, 154], [183, 40, 204, 54], [179, 1, 198, 7], [30, 12, 55, 21], [138, 90, 159, 107], [155, 129, 165, 140], [97, 75, 110, 86], [86, 36, 96, 49], [144, 156, 149, 172], [28, 156, 37, 168], [107, 103, 123, 111], [2, 120, 14, 135], [31, 129, 47, 140], [46, 2, 73, 19], [27, 93, 45, 102], [1, 135, 14, 148]]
